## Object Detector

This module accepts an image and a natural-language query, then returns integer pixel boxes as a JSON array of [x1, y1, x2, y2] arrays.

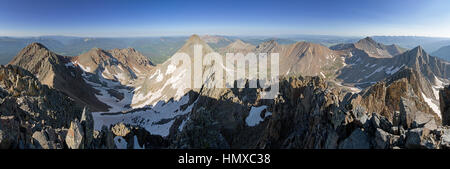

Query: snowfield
[[93, 95, 196, 137]]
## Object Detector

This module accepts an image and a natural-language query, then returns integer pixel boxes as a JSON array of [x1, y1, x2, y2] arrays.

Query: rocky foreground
[[1, 63, 450, 149]]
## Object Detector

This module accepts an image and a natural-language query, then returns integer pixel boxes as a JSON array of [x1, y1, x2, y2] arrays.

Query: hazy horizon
[[2, 34, 450, 40], [1, 0, 450, 38]]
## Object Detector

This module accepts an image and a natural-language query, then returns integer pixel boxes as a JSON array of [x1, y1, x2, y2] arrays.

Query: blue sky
[[1, 0, 450, 37]]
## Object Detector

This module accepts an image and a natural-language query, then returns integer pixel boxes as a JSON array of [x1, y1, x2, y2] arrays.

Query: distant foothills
[[2, 35, 450, 65]]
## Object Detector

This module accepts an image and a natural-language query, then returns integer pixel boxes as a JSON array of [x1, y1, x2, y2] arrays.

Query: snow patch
[[422, 92, 441, 118], [341, 57, 347, 67], [365, 66, 385, 78], [75, 61, 91, 72], [65, 62, 75, 68], [320, 72, 326, 78], [432, 75, 446, 100], [385, 64, 404, 75], [114, 136, 127, 149], [133, 135, 144, 149], [245, 106, 272, 127], [156, 71, 163, 82], [166, 64, 176, 75]]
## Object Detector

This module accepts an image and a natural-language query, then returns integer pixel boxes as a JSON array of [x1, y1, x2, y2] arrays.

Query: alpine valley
[[1, 34, 450, 149]]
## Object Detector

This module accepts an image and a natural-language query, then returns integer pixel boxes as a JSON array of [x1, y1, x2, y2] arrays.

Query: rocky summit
[[1, 35, 450, 149]]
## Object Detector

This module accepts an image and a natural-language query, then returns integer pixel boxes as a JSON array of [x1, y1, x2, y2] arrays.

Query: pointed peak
[[255, 39, 279, 52], [225, 39, 255, 50], [294, 41, 312, 45], [183, 34, 209, 46], [263, 39, 278, 45], [358, 36, 377, 44], [9, 42, 61, 72], [188, 34, 201, 41], [234, 39, 244, 44], [228, 39, 248, 47], [412, 45, 424, 51], [173, 34, 214, 57], [408, 45, 426, 56], [127, 48, 137, 52], [363, 36, 374, 40], [25, 42, 49, 50]]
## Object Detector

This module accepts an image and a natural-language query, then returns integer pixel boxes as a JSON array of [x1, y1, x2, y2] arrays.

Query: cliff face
[[358, 68, 441, 124]]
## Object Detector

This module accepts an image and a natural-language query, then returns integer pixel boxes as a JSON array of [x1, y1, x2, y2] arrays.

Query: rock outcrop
[[440, 85, 450, 126], [0, 65, 115, 149]]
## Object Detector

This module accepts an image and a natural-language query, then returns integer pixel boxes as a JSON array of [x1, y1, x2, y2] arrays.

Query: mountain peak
[[84, 48, 110, 59], [221, 39, 255, 53], [413, 45, 424, 51], [172, 34, 214, 58], [262, 39, 278, 46], [27, 42, 48, 50], [10, 42, 55, 66], [227, 39, 248, 48], [234, 39, 245, 44], [188, 34, 201, 42], [255, 39, 279, 53], [358, 36, 377, 45], [409, 45, 426, 56]]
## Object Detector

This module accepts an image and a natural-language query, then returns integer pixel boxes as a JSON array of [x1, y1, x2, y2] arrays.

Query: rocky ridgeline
[[262, 73, 449, 149], [170, 74, 450, 149]]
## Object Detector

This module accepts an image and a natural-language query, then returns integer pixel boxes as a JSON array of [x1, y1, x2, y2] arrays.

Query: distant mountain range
[[432, 45, 450, 61], [2, 34, 450, 149], [2, 35, 450, 66]]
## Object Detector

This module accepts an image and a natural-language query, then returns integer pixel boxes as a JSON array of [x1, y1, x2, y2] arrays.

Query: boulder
[[405, 128, 437, 149], [111, 123, 131, 137], [353, 105, 368, 126], [92, 126, 116, 149], [32, 130, 55, 149], [65, 119, 84, 149], [338, 128, 370, 149], [440, 128, 450, 149], [400, 97, 438, 130], [374, 128, 401, 149]]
